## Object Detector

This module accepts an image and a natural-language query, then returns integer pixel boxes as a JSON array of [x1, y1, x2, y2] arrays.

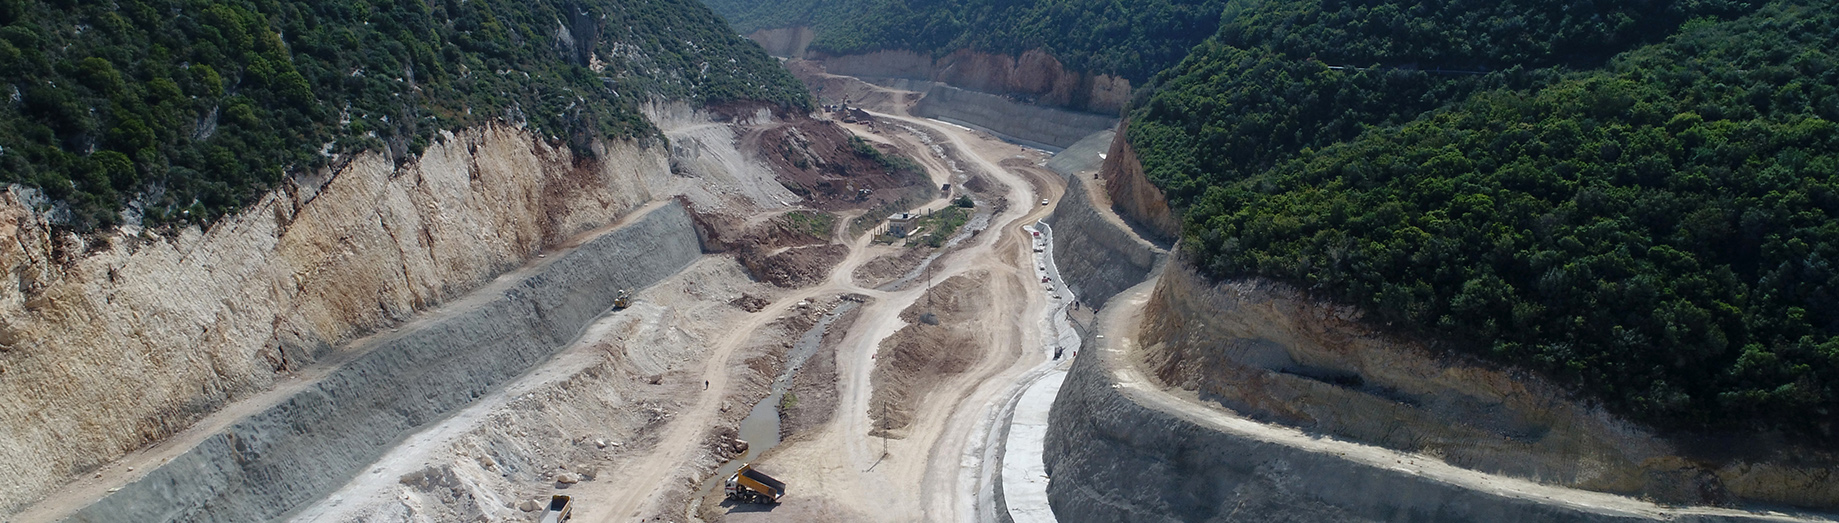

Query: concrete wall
[[1043, 172, 1163, 310], [68, 203, 703, 523], [912, 84, 1118, 151]]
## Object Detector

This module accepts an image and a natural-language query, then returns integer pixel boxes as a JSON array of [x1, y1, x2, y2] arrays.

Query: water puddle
[[697, 299, 861, 500]]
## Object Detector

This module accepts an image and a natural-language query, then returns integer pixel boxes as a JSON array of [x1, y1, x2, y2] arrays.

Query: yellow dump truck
[[724, 464, 786, 504], [538, 495, 572, 523]]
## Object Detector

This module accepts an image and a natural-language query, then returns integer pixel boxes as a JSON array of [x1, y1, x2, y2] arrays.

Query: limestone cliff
[[0, 117, 763, 514]]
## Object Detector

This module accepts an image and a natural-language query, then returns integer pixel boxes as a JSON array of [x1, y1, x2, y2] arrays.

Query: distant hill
[[1140, 0, 1839, 435], [0, 0, 809, 230]]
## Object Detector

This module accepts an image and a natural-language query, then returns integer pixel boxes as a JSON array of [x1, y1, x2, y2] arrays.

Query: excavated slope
[[0, 125, 679, 515], [1043, 171, 1163, 309], [71, 202, 701, 523], [912, 85, 1118, 151], [804, 48, 1131, 114]]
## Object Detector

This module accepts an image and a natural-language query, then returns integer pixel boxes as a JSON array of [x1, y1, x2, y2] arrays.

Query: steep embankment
[[71, 201, 702, 523], [0, 125, 682, 516], [1043, 168, 1163, 309], [1043, 277, 1817, 522], [1093, 122, 1179, 245], [911, 84, 1118, 151], [817, 49, 1132, 115]]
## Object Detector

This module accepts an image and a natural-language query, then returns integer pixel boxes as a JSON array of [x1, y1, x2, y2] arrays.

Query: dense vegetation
[[701, 0, 1229, 83], [1163, 2, 1839, 434], [0, 0, 809, 230]]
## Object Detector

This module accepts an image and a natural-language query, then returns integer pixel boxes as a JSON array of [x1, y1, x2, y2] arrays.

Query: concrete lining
[[67, 202, 703, 523]]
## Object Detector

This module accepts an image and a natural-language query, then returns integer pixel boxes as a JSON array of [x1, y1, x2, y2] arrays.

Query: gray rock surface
[[913, 84, 1117, 151], [68, 203, 702, 523], [1042, 173, 1164, 310], [1042, 328, 1786, 523]]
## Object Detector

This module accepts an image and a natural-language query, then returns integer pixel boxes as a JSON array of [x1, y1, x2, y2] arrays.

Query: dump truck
[[538, 495, 572, 523], [725, 464, 786, 504], [613, 289, 631, 309]]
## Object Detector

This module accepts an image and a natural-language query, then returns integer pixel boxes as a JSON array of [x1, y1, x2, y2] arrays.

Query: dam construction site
[[6, 1, 1839, 522]]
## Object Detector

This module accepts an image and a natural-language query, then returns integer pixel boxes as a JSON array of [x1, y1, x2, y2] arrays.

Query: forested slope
[[0, 0, 808, 230], [700, 0, 1227, 83], [1146, 0, 1839, 435]]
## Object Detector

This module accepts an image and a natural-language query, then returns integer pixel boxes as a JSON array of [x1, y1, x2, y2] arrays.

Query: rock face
[[747, 27, 816, 59], [70, 202, 702, 523], [1042, 319, 1788, 523], [912, 85, 1119, 151], [807, 47, 1131, 115], [0, 124, 684, 515], [1044, 172, 1164, 310], [1132, 261, 1839, 510], [1096, 121, 1180, 245]]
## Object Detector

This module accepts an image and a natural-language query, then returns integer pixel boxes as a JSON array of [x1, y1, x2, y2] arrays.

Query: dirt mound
[[748, 119, 927, 211], [868, 272, 993, 437], [852, 248, 932, 288], [742, 244, 848, 288]]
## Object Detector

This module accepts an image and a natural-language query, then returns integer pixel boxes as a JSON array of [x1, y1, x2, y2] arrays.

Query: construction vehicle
[[725, 464, 786, 504], [538, 495, 572, 523], [613, 289, 631, 309]]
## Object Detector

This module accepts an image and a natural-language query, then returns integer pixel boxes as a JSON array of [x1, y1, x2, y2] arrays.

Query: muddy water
[[700, 300, 861, 500]]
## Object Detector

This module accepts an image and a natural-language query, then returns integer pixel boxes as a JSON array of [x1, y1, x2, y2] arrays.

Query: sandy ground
[[680, 97, 1065, 523]]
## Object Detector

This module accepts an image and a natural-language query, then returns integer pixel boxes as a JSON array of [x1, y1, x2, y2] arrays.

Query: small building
[[886, 212, 919, 238]]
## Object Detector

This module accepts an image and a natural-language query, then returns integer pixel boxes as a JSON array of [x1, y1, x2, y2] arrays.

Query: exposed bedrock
[[1042, 319, 1791, 523], [1134, 261, 1839, 510], [911, 84, 1118, 151], [1096, 121, 1181, 245], [69, 202, 703, 523], [0, 125, 680, 515], [1043, 169, 1163, 310], [788, 45, 1131, 115]]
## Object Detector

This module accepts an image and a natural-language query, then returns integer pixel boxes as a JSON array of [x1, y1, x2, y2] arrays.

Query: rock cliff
[[1096, 122, 1181, 245], [0, 111, 775, 516]]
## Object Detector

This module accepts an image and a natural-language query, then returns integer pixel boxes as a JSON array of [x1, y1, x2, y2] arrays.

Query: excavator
[[613, 289, 631, 310]]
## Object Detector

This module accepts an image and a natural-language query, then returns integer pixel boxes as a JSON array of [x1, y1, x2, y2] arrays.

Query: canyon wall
[[804, 47, 1131, 115], [71, 202, 703, 523], [0, 113, 764, 516]]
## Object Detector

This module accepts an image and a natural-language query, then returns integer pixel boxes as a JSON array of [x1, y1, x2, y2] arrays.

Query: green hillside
[[0, 0, 808, 230], [1159, 2, 1838, 433], [700, 0, 1229, 83]]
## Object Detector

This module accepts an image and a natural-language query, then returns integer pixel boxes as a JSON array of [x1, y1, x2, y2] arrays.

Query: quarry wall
[[1095, 121, 1181, 245], [795, 46, 1130, 115], [69, 202, 702, 522], [1043, 171, 1163, 310], [1041, 312, 1805, 523], [0, 122, 693, 516], [912, 85, 1118, 151]]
